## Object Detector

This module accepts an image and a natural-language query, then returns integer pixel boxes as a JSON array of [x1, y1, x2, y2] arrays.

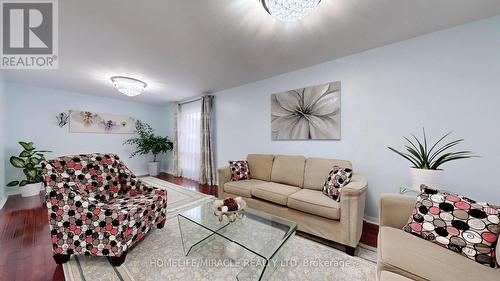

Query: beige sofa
[[378, 194, 500, 281], [218, 154, 368, 255]]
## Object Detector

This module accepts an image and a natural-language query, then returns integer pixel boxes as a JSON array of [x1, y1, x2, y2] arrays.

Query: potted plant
[[388, 129, 476, 190], [7, 141, 51, 197], [124, 120, 173, 176]]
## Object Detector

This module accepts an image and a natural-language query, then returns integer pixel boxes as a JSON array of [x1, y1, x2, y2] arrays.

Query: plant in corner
[[388, 128, 476, 190], [124, 120, 173, 176], [7, 141, 52, 197]]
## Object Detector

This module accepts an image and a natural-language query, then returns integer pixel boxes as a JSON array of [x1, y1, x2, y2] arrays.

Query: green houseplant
[[7, 141, 52, 197], [388, 128, 476, 190], [124, 121, 173, 176]]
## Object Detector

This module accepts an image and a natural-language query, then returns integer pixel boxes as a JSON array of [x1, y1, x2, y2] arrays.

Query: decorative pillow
[[322, 166, 353, 202], [228, 160, 250, 181], [403, 186, 500, 268]]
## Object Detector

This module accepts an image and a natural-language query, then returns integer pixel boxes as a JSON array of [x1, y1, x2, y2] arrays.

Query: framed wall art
[[271, 81, 341, 140]]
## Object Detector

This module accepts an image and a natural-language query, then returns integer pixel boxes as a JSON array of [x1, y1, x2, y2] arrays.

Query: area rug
[[63, 178, 376, 281], [63, 220, 377, 280], [140, 176, 214, 215]]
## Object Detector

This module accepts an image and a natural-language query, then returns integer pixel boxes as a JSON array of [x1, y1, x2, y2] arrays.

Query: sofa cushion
[[224, 179, 266, 198], [247, 154, 274, 181], [403, 187, 500, 268], [270, 155, 306, 187], [287, 189, 340, 220], [251, 182, 301, 206], [303, 158, 352, 190], [379, 271, 413, 281], [379, 226, 500, 281]]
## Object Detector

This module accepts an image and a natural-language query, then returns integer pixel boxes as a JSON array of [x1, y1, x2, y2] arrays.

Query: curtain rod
[[178, 97, 202, 105], [178, 94, 212, 105]]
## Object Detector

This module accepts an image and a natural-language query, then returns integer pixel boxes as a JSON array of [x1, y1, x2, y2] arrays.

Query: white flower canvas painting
[[271, 81, 341, 140]]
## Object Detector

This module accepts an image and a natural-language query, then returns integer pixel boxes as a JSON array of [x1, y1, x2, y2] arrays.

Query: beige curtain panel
[[172, 103, 181, 177], [199, 95, 216, 185]]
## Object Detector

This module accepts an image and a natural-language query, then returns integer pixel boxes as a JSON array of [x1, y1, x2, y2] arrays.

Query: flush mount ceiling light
[[260, 0, 321, 22], [110, 76, 147, 97]]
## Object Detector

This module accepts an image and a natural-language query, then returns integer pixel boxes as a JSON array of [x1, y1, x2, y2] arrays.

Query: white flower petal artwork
[[69, 110, 136, 134], [271, 81, 341, 140]]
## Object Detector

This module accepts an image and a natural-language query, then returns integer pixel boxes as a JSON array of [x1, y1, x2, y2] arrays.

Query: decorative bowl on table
[[213, 197, 246, 222]]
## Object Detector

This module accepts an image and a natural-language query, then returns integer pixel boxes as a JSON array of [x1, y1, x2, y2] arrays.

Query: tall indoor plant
[[388, 129, 476, 190], [7, 141, 51, 197], [124, 120, 173, 176]]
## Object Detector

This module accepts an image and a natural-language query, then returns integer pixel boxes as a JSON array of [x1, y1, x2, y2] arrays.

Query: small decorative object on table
[[213, 197, 246, 222]]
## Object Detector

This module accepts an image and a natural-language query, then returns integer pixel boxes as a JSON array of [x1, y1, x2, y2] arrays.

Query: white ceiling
[[2, 0, 500, 104]]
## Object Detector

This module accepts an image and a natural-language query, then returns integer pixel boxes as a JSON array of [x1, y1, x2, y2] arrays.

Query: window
[[178, 100, 201, 181]]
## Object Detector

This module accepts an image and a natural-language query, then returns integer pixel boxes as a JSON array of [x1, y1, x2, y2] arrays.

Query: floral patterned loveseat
[[41, 153, 167, 266]]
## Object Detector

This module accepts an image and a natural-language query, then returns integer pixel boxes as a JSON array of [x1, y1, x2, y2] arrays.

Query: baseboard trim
[[364, 215, 379, 225], [0, 195, 7, 210]]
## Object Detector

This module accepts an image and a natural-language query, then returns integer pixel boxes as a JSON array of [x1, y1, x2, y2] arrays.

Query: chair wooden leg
[[108, 251, 127, 266], [157, 220, 166, 229], [53, 254, 71, 264], [345, 246, 356, 256]]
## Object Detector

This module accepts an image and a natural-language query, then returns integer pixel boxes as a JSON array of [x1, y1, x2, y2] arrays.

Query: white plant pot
[[148, 162, 160, 176], [21, 182, 42, 197], [410, 168, 443, 191]]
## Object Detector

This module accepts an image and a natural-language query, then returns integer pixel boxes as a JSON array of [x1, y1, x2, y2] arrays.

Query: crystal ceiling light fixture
[[260, 0, 321, 22], [110, 76, 148, 97]]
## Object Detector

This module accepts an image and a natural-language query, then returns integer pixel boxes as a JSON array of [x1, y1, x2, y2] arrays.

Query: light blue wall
[[214, 16, 500, 220], [0, 74, 5, 205], [3, 82, 171, 194]]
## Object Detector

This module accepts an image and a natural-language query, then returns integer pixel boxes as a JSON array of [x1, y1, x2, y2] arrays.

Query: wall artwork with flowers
[[69, 110, 136, 134], [271, 81, 341, 140]]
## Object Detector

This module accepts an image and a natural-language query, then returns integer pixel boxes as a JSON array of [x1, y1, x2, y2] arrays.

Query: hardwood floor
[[157, 172, 218, 197], [0, 173, 377, 281], [0, 194, 65, 281]]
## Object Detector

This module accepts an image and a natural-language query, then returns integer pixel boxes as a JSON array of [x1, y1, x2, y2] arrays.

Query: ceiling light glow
[[260, 0, 321, 22], [110, 76, 147, 97]]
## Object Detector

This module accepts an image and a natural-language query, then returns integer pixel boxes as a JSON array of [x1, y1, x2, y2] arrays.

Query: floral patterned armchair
[[41, 153, 167, 266]]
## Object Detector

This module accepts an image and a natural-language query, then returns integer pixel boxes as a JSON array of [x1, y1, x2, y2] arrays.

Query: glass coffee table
[[177, 201, 297, 281]]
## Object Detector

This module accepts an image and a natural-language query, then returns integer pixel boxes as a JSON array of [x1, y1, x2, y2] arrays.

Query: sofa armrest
[[342, 173, 368, 196], [379, 193, 416, 229], [217, 166, 231, 198], [339, 173, 367, 248]]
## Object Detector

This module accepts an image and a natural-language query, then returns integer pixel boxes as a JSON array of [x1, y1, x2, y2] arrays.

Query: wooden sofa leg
[[345, 246, 356, 256], [53, 254, 71, 264], [108, 251, 128, 266], [157, 220, 166, 229]]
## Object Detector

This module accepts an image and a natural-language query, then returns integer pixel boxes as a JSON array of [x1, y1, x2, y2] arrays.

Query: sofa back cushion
[[43, 153, 134, 201], [247, 154, 274, 181], [303, 158, 352, 190], [270, 155, 306, 187]]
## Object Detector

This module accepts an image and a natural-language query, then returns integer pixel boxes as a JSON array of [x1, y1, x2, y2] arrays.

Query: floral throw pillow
[[403, 186, 500, 268], [322, 166, 353, 202], [229, 160, 250, 181]]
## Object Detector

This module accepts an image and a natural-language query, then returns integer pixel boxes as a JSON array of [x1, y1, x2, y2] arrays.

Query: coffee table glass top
[[178, 201, 297, 260]]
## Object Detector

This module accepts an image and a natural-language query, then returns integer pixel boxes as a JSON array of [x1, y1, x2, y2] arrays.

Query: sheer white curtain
[[178, 100, 202, 181]]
